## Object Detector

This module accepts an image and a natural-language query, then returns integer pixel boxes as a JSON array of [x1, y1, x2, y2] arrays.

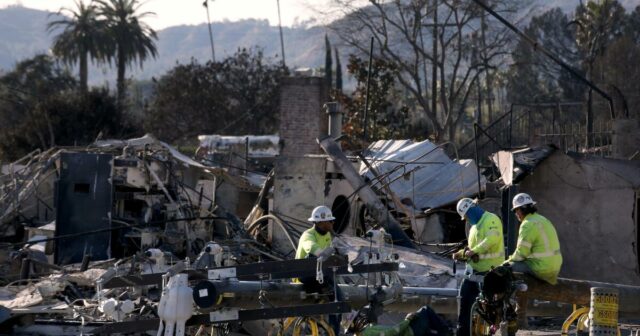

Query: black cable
[[8, 216, 226, 248]]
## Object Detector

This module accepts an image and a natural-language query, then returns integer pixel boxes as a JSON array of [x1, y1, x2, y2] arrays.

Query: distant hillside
[[145, 20, 328, 78], [0, 2, 638, 82], [0, 6, 52, 70], [0, 5, 330, 83]]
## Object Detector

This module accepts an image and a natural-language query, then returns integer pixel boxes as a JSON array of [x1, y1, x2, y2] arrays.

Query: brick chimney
[[278, 76, 328, 157]]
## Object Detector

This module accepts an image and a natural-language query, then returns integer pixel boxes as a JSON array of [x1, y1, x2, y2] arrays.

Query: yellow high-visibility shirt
[[507, 213, 562, 284], [295, 227, 332, 260], [467, 211, 505, 272]]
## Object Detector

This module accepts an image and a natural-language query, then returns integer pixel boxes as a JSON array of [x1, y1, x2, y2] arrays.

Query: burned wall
[[612, 118, 640, 159], [271, 156, 328, 254], [278, 77, 328, 157], [520, 152, 640, 285]]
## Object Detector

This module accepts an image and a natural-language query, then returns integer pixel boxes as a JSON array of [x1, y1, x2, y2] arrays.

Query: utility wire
[[6, 216, 226, 249]]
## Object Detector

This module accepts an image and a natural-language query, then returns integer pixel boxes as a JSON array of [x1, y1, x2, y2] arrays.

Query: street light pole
[[276, 0, 286, 68], [203, 0, 216, 62]]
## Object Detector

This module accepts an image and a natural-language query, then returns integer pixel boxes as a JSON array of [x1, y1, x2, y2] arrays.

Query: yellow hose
[[281, 316, 334, 336]]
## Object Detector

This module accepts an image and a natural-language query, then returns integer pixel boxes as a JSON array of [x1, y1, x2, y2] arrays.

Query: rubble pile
[[0, 133, 637, 335]]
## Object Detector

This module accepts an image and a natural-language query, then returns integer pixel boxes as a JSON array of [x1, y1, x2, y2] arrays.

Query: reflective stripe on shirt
[[530, 250, 561, 258], [479, 252, 504, 259]]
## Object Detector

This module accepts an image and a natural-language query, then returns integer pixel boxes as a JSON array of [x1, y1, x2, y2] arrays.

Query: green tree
[[337, 55, 415, 144], [335, 48, 343, 92], [0, 55, 76, 156], [46, 88, 138, 146], [596, 36, 640, 119], [0, 55, 139, 160], [96, 0, 158, 107], [48, 0, 110, 92], [145, 48, 287, 143], [507, 8, 582, 104], [573, 0, 627, 144], [625, 5, 640, 44], [325, 34, 333, 89]]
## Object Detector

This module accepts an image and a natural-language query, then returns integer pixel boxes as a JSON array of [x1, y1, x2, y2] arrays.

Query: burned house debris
[[0, 63, 638, 336], [0, 124, 635, 335], [0, 120, 476, 335]]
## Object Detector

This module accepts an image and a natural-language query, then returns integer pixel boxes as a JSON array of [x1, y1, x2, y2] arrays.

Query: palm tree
[[96, 0, 157, 107], [48, 0, 110, 92]]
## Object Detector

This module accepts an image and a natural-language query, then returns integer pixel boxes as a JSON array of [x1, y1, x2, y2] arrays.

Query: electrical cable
[[3, 216, 226, 249], [246, 214, 297, 251]]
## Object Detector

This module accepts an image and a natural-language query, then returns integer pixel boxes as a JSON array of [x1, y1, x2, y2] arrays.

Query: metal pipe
[[363, 37, 374, 142], [80, 254, 92, 272], [276, 0, 286, 68], [244, 136, 249, 176], [196, 280, 596, 317], [201, 280, 456, 308], [325, 102, 343, 140], [317, 136, 415, 248], [203, 0, 216, 62], [20, 258, 31, 280], [401, 287, 458, 297], [509, 104, 514, 147], [473, 124, 482, 197]]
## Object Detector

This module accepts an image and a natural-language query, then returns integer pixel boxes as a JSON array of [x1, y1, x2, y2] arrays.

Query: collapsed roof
[[360, 140, 486, 211]]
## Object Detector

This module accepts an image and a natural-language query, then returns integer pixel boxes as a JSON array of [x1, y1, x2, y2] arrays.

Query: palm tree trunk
[[80, 52, 88, 93], [117, 47, 126, 109]]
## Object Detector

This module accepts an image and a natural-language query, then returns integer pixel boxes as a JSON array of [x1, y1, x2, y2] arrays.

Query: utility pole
[[203, 0, 216, 62], [276, 0, 286, 68], [431, 0, 438, 130]]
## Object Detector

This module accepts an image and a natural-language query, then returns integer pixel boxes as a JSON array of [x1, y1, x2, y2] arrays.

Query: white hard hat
[[512, 193, 536, 210], [308, 205, 335, 222], [456, 198, 475, 219]]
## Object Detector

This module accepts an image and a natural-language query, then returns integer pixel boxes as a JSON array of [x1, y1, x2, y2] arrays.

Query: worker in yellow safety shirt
[[453, 198, 505, 336], [504, 193, 562, 285], [295, 205, 334, 260], [295, 205, 342, 335]]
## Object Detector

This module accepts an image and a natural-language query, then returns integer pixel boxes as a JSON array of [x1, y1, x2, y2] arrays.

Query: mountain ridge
[[1, 2, 638, 82]]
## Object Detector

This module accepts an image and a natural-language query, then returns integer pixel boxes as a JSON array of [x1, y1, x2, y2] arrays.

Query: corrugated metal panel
[[360, 140, 485, 210]]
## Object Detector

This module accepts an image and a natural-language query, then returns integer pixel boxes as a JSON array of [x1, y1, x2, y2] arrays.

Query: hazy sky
[[0, 0, 333, 29]]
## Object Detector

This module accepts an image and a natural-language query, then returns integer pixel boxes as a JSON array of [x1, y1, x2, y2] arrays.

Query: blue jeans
[[456, 276, 482, 336], [410, 306, 450, 336], [509, 261, 534, 276]]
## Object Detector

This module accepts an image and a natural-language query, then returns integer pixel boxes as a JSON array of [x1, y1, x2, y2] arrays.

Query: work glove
[[452, 250, 466, 261], [316, 246, 336, 259], [404, 312, 417, 321], [465, 250, 480, 263]]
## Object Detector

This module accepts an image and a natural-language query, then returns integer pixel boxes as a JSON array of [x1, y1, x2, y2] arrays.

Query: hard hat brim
[[511, 201, 536, 211], [308, 216, 336, 222]]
